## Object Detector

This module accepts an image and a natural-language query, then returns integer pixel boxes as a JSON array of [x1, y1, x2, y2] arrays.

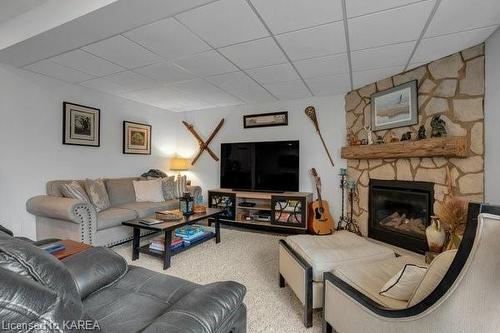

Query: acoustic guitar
[[308, 168, 334, 235]]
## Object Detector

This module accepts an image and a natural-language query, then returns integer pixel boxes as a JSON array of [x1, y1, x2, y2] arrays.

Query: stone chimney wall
[[344, 44, 485, 236]]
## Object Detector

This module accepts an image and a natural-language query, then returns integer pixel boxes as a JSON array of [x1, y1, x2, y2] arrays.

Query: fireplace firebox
[[369, 179, 434, 254]]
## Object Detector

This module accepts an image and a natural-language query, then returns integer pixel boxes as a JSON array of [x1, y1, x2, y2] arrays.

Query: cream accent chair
[[323, 203, 500, 333]]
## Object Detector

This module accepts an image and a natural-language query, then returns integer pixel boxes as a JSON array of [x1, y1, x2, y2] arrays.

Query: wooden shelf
[[236, 205, 272, 211], [341, 136, 468, 160]]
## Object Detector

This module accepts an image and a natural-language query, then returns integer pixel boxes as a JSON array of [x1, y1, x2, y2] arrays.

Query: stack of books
[[175, 225, 214, 246], [149, 236, 183, 252], [39, 242, 65, 254]]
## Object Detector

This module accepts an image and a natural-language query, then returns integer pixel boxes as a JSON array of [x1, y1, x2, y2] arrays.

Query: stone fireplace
[[343, 44, 485, 240], [369, 179, 434, 254]]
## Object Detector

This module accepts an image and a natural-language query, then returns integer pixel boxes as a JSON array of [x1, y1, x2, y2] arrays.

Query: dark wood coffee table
[[122, 208, 223, 269]]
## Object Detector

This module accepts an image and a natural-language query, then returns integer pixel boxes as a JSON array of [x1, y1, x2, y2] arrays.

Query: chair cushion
[[116, 201, 178, 218], [105, 178, 140, 206], [286, 231, 395, 281], [83, 266, 198, 333], [333, 255, 426, 309], [408, 250, 457, 307], [98, 207, 138, 230]]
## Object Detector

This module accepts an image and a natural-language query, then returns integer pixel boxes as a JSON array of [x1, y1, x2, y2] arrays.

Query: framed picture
[[63, 102, 100, 147], [243, 111, 288, 129], [371, 80, 418, 131], [123, 121, 151, 155]]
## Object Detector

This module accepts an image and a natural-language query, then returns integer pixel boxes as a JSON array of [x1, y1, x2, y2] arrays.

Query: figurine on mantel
[[417, 125, 427, 140], [400, 131, 412, 141], [363, 126, 375, 145], [431, 115, 447, 137]]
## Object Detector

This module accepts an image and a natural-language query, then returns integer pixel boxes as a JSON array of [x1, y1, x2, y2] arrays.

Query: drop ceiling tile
[[263, 80, 311, 100], [413, 26, 497, 63], [346, 0, 422, 18], [49, 50, 124, 76], [103, 71, 158, 91], [275, 21, 346, 61], [426, 0, 500, 37], [173, 50, 238, 77], [249, 0, 343, 34], [23, 60, 95, 83], [293, 53, 349, 78], [218, 37, 287, 69], [351, 41, 415, 71], [124, 17, 210, 60], [79, 77, 131, 95], [82, 35, 163, 69], [171, 79, 242, 106], [133, 62, 195, 83], [348, 1, 433, 50], [246, 63, 300, 84], [207, 71, 276, 103], [305, 73, 351, 96], [352, 66, 404, 89], [176, 0, 269, 48]]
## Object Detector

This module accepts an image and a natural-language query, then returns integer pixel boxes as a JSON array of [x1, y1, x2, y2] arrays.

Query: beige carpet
[[113, 228, 322, 332]]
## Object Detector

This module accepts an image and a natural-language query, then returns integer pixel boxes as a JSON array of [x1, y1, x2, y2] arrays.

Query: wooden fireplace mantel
[[341, 136, 468, 160]]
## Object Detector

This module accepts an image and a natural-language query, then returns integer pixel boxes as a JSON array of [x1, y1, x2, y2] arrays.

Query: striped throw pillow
[[61, 181, 90, 203], [161, 176, 176, 200], [174, 175, 187, 198]]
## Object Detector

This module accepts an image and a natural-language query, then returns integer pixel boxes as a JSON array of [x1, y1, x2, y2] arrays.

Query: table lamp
[[169, 157, 190, 175]]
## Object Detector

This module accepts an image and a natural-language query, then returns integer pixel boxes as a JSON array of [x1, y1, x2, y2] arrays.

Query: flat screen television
[[220, 140, 299, 192]]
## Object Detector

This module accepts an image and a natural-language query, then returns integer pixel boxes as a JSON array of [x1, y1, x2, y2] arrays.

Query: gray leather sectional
[[26, 177, 201, 246], [0, 229, 247, 332]]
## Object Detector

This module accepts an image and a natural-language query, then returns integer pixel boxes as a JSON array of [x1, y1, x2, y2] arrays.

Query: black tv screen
[[220, 140, 299, 192]]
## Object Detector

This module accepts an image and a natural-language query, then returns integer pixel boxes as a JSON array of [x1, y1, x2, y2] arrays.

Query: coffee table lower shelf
[[138, 233, 216, 258]]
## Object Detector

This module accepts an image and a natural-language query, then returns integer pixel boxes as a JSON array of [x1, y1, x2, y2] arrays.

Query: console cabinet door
[[208, 191, 236, 220], [271, 196, 306, 228]]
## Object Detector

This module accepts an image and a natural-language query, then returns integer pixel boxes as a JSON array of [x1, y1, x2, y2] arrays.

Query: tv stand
[[208, 189, 313, 234]]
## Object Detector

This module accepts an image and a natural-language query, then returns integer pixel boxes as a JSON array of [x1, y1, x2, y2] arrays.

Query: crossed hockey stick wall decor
[[182, 119, 224, 165]]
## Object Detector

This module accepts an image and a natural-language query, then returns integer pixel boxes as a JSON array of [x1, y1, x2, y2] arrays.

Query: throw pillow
[[174, 175, 187, 198], [161, 176, 176, 200], [379, 264, 427, 301], [61, 181, 90, 203], [133, 179, 164, 202], [84, 179, 111, 212]]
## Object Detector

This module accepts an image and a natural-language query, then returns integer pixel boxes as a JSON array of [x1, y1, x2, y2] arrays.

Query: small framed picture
[[63, 102, 100, 147], [243, 111, 288, 129], [123, 121, 151, 155], [371, 80, 418, 131]]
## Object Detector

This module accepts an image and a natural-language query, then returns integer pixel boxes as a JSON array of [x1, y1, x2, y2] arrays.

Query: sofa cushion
[[117, 201, 178, 218], [83, 266, 197, 332], [105, 178, 140, 206], [333, 255, 426, 309], [133, 179, 164, 202], [286, 231, 395, 281], [85, 179, 111, 212], [408, 250, 457, 307], [98, 207, 138, 230]]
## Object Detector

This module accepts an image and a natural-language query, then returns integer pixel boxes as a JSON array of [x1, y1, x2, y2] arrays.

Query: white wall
[[175, 95, 347, 221], [0, 64, 178, 238], [485, 27, 500, 204]]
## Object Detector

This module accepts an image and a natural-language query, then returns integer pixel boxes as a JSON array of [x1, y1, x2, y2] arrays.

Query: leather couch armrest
[[142, 281, 246, 333], [63, 247, 127, 299], [26, 195, 95, 224]]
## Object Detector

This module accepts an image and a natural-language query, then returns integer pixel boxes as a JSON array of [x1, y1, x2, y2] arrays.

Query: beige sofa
[[26, 177, 201, 247]]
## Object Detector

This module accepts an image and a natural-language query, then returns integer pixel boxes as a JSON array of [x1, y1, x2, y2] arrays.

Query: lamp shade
[[170, 157, 190, 171]]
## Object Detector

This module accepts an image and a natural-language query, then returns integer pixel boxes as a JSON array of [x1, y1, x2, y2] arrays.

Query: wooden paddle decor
[[182, 119, 224, 165], [305, 106, 335, 167]]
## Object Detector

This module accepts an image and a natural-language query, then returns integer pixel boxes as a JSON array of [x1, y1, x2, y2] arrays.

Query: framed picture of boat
[[371, 80, 418, 131]]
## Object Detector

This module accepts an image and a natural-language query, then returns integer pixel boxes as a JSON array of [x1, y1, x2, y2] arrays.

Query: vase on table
[[426, 216, 446, 252]]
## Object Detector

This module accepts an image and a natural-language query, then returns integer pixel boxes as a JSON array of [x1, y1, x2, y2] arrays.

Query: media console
[[208, 189, 313, 234]]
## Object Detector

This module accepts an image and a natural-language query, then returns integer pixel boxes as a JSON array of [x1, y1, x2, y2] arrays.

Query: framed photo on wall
[[243, 111, 288, 129], [123, 121, 151, 155], [63, 102, 100, 147], [371, 80, 418, 131]]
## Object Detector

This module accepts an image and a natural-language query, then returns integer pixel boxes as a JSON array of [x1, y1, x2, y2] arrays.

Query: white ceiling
[[1, 0, 499, 112]]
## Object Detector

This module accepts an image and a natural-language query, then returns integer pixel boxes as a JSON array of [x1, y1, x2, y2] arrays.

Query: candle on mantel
[[339, 168, 347, 176]]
